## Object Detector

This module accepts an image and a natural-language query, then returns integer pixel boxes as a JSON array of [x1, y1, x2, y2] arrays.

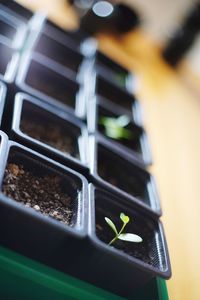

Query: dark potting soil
[[21, 118, 80, 159], [95, 207, 155, 266], [2, 163, 74, 225]]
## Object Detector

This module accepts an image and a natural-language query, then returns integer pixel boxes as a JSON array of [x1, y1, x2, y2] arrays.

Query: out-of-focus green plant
[[99, 115, 133, 140]]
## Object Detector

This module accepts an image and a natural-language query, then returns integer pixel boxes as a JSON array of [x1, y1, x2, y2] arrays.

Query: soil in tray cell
[[3, 163, 74, 226], [21, 118, 80, 159]]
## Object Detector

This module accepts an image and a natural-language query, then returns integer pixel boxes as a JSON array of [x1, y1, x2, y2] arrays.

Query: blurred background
[[19, 0, 200, 86]]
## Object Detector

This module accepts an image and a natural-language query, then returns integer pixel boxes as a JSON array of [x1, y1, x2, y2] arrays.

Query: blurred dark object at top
[[163, 2, 200, 66], [68, 0, 94, 16], [68, 0, 140, 35]]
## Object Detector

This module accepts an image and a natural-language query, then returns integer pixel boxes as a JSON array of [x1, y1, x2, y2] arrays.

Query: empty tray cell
[[43, 21, 88, 49], [97, 144, 151, 206], [96, 75, 135, 112], [23, 57, 79, 111], [96, 51, 132, 90], [34, 32, 84, 73]]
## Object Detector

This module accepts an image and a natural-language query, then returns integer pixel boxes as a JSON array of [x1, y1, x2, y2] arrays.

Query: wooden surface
[[18, 1, 200, 299]]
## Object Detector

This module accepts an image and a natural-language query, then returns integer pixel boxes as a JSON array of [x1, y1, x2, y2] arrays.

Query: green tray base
[[0, 246, 168, 299]]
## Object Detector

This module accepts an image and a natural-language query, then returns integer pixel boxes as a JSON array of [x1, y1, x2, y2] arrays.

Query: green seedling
[[105, 213, 143, 246], [99, 115, 133, 140]]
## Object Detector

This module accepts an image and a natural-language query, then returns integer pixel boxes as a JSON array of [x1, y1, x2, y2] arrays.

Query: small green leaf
[[105, 126, 121, 139], [120, 213, 129, 224], [118, 233, 143, 243], [120, 128, 133, 139], [104, 118, 117, 129], [116, 115, 130, 127], [105, 217, 118, 235], [99, 116, 133, 140], [99, 117, 107, 125]]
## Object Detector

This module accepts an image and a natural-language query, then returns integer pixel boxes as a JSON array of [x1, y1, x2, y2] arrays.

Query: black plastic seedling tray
[[87, 95, 151, 165], [0, 131, 171, 298], [33, 31, 85, 74], [0, 39, 19, 83], [0, 2, 171, 298], [95, 50, 134, 93], [0, 9, 27, 48], [89, 135, 161, 217], [31, 26, 94, 86], [0, 0, 34, 22], [11, 92, 89, 174], [44, 19, 90, 49], [0, 130, 8, 159], [85, 184, 171, 297], [95, 74, 139, 118], [0, 81, 6, 127], [16, 52, 87, 118], [0, 137, 88, 278]]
